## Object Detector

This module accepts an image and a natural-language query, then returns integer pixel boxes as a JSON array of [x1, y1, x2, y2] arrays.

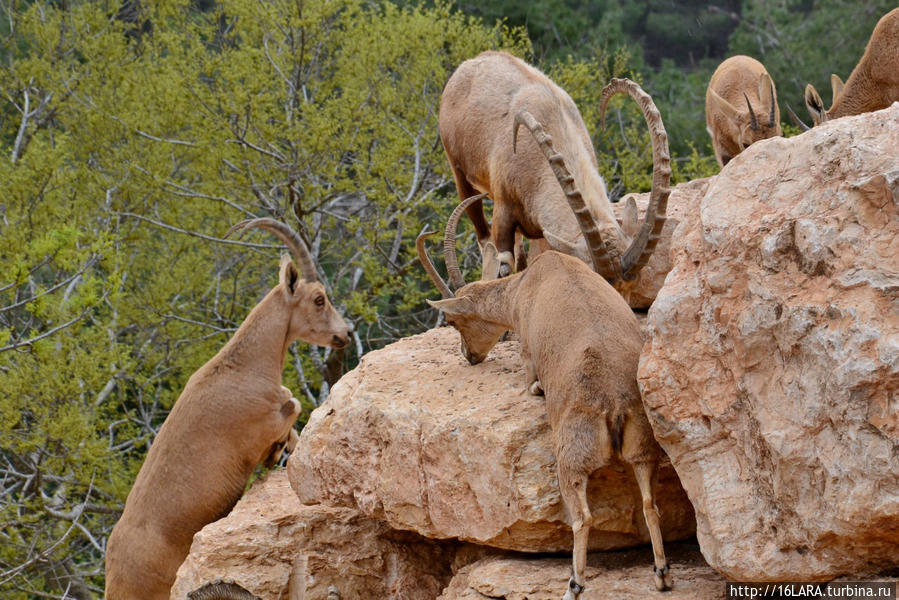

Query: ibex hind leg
[[632, 461, 672, 591], [558, 468, 593, 600]]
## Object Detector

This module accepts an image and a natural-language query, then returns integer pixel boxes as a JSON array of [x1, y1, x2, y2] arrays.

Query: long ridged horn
[[187, 580, 259, 600], [444, 193, 488, 290], [226, 217, 319, 282], [785, 104, 810, 131], [599, 78, 671, 281], [416, 229, 453, 299], [744, 93, 759, 130], [513, 110, 620, 282]]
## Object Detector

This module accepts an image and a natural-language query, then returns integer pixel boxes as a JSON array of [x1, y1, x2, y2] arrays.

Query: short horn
[[416, 229, 453, 299], [514, 109, 620, 282], [600, 78, 671, 281], [785, 104, 810, 131], [768, 82, 777, 128], [444, 193, 487, 290], [226, 218, 319, 282], [743, 93, 759, 130]]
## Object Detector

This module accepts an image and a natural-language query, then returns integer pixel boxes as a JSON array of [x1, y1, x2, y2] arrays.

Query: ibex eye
[[314, 296, 325, 307]]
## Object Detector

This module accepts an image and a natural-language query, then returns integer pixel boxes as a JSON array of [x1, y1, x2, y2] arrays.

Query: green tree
[[0, 1, 526, 596]]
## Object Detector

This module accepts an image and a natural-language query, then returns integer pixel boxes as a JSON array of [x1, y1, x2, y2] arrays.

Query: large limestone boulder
[[638, 104, 899, 580], [288, 327, 695, 553], [613, 177, 712, 308], [171, 471, 460, 600]]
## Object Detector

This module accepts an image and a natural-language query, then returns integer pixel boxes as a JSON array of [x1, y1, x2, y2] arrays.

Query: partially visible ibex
[[105, 219, 351, 600], [705, 55, 781, 167], [418, 241, 673, 598], [439, 51, 670, 293], [799, 8, 899, 128]]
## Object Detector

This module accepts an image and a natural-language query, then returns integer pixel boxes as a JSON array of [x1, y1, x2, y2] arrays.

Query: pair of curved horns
[[225, 217, 319, 283], [416, 192, 488, 298], [512, 78, 671, 284]]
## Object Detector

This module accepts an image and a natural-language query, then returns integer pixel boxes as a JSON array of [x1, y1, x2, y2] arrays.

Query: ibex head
[[226, 218, 351, 349], [707, 71, 781, 153], [417, 229, 506, 365]]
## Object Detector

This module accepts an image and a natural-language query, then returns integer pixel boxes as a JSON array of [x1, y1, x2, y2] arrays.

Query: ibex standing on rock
[[419, 241, 672, 598], [439, 51, 671, 294], [800, 8, 899, 127], [105, 219, 351, 600], [705, 55, 782, 167]]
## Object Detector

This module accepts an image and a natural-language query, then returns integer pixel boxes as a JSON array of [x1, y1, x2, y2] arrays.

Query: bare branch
[[0, 256, 98, 315], [0, 307, 93, 353], [115, 212, 280, 249]]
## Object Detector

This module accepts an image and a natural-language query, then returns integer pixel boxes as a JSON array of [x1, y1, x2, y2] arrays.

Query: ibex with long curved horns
[[439, 51, 670, 294], [705, 55, 781, 168], [797, 8, 899, 129], [105, 218, 350, 600], [418, 237, 673, 598]]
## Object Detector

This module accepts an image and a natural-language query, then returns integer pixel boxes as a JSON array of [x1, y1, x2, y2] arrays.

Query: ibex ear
[[708, 88, 740, 121], [481, 242, 501, 280], [804, 84, 827, 125], [830, 74, 844, 102], [427, 297, 476, 317], [279, 254, 300, 297], [543, 230, 577, 254], [621, 196, 640, 238]]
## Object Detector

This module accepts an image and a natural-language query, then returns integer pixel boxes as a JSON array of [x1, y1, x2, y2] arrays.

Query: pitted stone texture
[[171, 471, 458, 600], [638, 104, 899, 581]]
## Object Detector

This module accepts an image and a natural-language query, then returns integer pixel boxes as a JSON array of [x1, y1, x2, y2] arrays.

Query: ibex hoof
[[653, 562, 672, 591], [528, 380, 544, 396], [561, 576, 585, 599]]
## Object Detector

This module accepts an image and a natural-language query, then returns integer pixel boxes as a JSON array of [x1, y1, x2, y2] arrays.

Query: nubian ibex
[[439, 51, 670, 294], [705, 55, 781, 167], [419, 240, 673, 597], [796, 8, 899, 128], [105, 219, 351, 600]]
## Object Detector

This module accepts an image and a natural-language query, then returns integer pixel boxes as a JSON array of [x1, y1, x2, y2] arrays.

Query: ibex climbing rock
[[419, 240, 673, 597], [439, 51, 670, 294], [796, 8, 899, 128], [705, 55, 781, 167], [105, 219, 351, 600]]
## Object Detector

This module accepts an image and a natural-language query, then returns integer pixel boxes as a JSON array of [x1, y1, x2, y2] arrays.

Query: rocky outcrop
[[638, 104, 899, 581], [438, 543, 725, 600], [171, 471, 461, 600], [613, 177, 712, 308], [288, 326, 696, 553]]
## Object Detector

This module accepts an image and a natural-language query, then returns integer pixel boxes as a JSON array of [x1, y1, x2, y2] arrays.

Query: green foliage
[[1, 0, 890, 596]]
